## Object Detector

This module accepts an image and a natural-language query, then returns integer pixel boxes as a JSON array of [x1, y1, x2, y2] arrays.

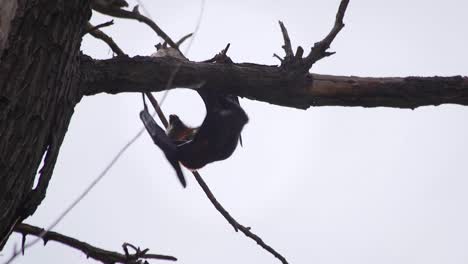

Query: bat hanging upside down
[[140, 89, 248, 187]]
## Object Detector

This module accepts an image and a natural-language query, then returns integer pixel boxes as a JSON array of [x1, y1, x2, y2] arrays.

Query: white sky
[[3, 0, 468, 263]]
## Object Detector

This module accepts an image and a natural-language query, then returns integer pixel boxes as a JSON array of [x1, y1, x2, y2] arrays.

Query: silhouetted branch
[[192, 171, 288, 264], [84, 20, 114, 34], [304, 0, 349, 67], [92, 4, 179, 50], [11, 223, 177, 263], [86, 22, 125, 56]]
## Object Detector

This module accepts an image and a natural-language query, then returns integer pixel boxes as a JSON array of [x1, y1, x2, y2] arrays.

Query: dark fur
[[140, 89, 248, 187]]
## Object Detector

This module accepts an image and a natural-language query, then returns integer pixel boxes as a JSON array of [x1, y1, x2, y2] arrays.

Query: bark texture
[[0, 0, 18, 57], [80, 55, 468, 109], [0, 0, 89, 248]]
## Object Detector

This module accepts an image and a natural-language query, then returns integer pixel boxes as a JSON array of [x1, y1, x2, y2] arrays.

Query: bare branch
[[175, 33, 193, 47], [304, 0, 349, 66], [192, 172, 289, 264], [11, 223, 177, 263], [92, 5, 179, 50], [84, 20, 114, 34], [86, 22, 125, 56], [278, 21, 293, 59], [273, 53, 283, 63], [80, 55, 468, 109], [274, 0, 349, 71]]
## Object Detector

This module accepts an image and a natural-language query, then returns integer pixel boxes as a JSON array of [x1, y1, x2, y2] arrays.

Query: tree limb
[[85, 22, 125, 56], [91, 4, 179, 50], [79, 55, 468, 109], [304, 0, 349, 67], [12, 223, 177, 263]]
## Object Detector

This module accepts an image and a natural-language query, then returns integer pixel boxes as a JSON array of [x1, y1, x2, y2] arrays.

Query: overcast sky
[[3, 0, 468, 264]]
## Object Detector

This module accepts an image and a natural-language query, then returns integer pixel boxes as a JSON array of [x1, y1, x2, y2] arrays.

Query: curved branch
[[79, 55, 468, 109]]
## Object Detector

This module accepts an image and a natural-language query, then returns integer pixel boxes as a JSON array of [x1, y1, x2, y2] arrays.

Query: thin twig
[[278, 21, 293, 59], [84, 20, 114, 34], [86, 22, 125, 56], [273, 53, 283, 62], [304, 0, 349, 66], [192, 172, 288, 264], [175, 33, 193, 47], [145, 91, 168, 128], [11, 223, 176, 263], [92, 5, 179, 50]]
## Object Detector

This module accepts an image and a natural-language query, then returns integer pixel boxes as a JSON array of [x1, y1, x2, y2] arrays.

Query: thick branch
[[79, 55, 468, 109], [12, 223, 177, 263]]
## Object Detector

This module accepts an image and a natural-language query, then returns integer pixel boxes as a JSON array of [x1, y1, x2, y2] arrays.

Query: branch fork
[[275, 0, 349, 73]]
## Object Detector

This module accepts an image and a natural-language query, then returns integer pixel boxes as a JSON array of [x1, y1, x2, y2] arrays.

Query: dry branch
[[86, 22, 125, 56], [91, 4, 179, 50], [84, 20, 114, 34], [192, 172, 288, 264], [12, 223, 177, 263], [304, 0, 349, 67], [79, 56, 468, 109]]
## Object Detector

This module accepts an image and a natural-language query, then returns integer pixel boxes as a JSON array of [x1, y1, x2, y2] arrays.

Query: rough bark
[[0, 0, 18, 57], [0, 0, 89, 249], [80, 55, 468, 109]]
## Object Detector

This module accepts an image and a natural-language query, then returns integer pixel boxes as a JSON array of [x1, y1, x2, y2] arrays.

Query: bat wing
[[140, 109, 186, 188]]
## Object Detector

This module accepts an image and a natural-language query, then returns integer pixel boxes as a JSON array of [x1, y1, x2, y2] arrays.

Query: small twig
[[278, 21, 293, 59], [221, 43, 230, 55], [86, 22, 125, 56], [273, 0, 349, 72], [192, 172, 288, 264], [84, 20, 114, 34], [203, 44, 233, 63], [175, 33, 193, 47], [92, 5, 179, 50], [304, 0, 349, 66], [273, 53, 283, 62], [10, 223, 176, 263], [145, 91, 168, 128]]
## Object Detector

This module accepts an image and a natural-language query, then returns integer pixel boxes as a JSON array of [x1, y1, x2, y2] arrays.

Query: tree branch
[[85, 22, 125, 56], [91, 4, 179, 50], [79, 55, 468, 109], [84, 20, 114, 34], [12, 223, 177, 263], [192, 172, 288, 264], [304, 0, 349, 67]]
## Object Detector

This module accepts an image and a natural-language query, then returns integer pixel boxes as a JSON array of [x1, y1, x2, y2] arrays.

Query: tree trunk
[[0, 0, 89, 249]]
